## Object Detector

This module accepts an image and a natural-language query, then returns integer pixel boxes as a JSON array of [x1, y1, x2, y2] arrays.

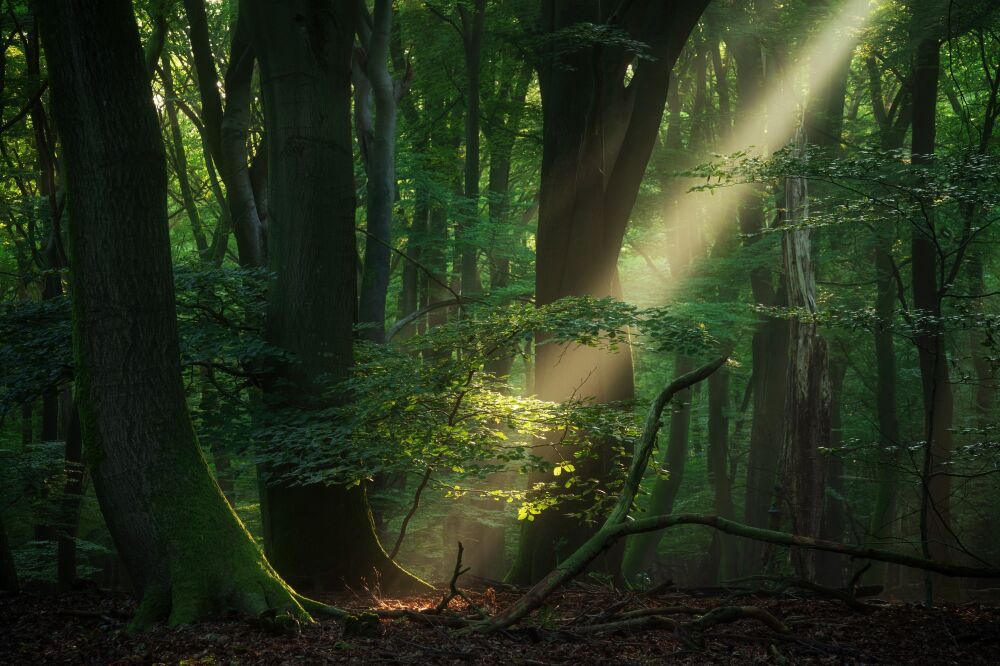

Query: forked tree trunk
[[39, 0, 306, 627], [243, 0, 424, 593], [509, 0, 707, 586], [356, 0, 409, 344]]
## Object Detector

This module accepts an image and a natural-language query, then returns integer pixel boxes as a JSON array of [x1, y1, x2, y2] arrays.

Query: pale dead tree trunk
[[355, 0, 411, 344], [781, 128, 831, 580]]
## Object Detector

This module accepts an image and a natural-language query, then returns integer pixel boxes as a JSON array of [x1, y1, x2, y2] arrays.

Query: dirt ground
[[2, 582, 999, 665]]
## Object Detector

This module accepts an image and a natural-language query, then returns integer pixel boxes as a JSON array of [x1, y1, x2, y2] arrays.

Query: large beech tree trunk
[[39, 0, 305, 627], [243, 0, 421, 592], [509, 0, 707, 586]]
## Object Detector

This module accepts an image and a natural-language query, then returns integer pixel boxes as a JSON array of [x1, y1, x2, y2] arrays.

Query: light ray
[[631, 0, 879, 303]]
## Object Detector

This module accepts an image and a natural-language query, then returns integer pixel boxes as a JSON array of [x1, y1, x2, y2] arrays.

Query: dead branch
[[434, 542, 485, 617]]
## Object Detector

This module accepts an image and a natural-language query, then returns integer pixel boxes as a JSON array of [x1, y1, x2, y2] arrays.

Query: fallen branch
[[478, 357, 728, 632], [615, 514, 1000, 580]]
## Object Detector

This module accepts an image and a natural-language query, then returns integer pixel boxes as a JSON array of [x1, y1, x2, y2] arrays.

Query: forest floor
[[2, 581, 1000, 665]]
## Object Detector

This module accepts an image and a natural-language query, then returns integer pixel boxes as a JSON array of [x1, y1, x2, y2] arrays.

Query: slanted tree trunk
[[622, 356, 694, 582], [39, 0, 307, 627], [243, 0, 423, 593], [780, 129, 831, 581], [509, 0, 708, 586], [159, 50, 210, 258]]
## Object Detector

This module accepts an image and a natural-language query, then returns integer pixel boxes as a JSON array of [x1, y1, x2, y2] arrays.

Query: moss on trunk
[[40, 0, 322, 628]]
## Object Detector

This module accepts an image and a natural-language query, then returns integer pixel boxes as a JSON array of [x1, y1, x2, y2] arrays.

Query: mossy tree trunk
[[243, 0, 424, 593], [39, 0, 307, 628]]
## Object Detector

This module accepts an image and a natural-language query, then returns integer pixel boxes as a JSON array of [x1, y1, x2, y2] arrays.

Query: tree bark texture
[[40, 0, 305, 626], [244, 0, 422, 592], [510, 0, 708, 586], [781, 129, 832, 580]]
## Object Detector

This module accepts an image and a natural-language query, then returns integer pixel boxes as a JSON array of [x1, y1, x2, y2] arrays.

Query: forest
[[2, 0, 1000, 663]]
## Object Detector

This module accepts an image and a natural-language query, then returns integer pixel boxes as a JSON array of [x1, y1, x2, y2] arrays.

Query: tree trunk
[[40, 0, 306, 627], [243, 0, 422, 593], [56, 402, 83, 591], [183, 0, 265, 267], [160, 50, 209, 258], [732, 37, 790, 575], [357, 0, 405, 344], [909, 29, 954, 603], [780, 130, 831, 581], [0, 511, 17, 593], [509, 0, 707, 586], [815, 358, 847, 587], [458, 0, 485, 296], [866, 57, 909, 590]]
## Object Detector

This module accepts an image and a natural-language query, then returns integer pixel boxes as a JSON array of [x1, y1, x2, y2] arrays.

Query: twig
[[434, 542, 486, 617], [389, 467, 433, 559]]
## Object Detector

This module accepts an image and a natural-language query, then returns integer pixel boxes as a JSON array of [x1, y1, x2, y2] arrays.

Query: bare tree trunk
[[732, 37, 790, 575], [356, 0, 408, 343], [183, 0, 264, 267], [56, 402, 82, 591], [159, 50, 209, 257]]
